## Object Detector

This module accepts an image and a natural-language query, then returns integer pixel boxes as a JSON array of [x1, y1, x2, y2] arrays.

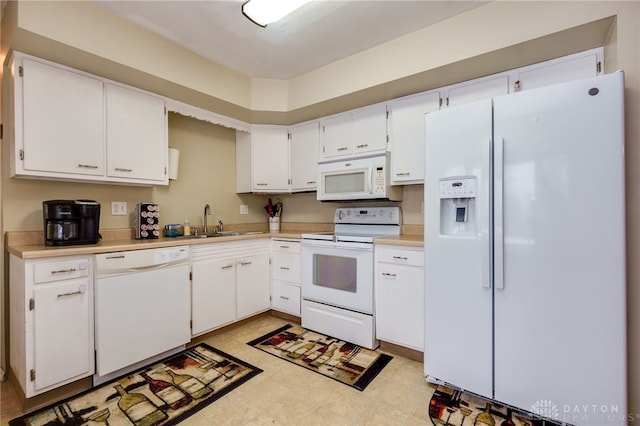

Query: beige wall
[[2, 0, 639, 419]]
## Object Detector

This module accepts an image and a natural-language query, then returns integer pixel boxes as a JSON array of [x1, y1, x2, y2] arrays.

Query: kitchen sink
[[214, 231, 264, 236], [173, 231, 263, 239]]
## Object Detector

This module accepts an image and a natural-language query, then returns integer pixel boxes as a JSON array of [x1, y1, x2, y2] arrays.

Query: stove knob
[[337, 210, 346, 220]]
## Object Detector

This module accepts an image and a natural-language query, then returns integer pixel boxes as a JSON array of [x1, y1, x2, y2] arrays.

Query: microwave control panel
[[373, 166, 385, 194]]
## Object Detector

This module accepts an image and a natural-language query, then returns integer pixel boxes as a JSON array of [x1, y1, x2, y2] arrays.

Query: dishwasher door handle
[[97, 262, 183, 277]]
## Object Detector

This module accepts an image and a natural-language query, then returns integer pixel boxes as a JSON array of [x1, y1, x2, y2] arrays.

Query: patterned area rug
[[247, 323, 392, 391], [10, 343, 262, 426], [428, 384, 564, 426]]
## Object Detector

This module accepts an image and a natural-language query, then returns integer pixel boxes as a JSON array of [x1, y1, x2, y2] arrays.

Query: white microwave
[[316, 154, 403, 201]]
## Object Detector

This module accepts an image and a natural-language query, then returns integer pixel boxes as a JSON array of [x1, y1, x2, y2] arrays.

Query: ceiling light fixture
[[242, 0, 311, 27]]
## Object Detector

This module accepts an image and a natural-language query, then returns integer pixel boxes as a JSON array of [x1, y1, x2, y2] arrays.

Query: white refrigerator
[[424, 72, 626, 425]]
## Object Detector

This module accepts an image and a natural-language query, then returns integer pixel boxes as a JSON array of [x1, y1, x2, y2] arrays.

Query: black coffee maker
[[43, 200, 101, 246]]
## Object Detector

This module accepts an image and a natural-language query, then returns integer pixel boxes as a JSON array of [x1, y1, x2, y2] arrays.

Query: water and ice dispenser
[[439, 177, 477, 236]]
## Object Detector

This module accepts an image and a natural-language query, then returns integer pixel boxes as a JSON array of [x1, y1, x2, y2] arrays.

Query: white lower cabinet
[[9, 255, 94, 398], [270, 239, 301, 316], [236, 252, 271, 320], [374, 245, 424, 351], [191, 240, 270, 336]]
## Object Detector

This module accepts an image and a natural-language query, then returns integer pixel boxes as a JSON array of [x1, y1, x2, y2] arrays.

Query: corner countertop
[[7, 227, 423, 259], [374, 234, 424, 248]]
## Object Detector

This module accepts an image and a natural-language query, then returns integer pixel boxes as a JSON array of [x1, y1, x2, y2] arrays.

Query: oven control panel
[[334, 207, 401, 225]]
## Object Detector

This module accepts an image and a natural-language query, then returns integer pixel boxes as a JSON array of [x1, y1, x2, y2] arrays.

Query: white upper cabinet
[[509, 49, 602, 92], [388, 90, 440, 185], [319, 111, 353, 159], [15, 57, 105, 177], [444, 75, 509, 108], [106, 84, 168, 184], [7, 52, 169, 186], [353, 103, 388, 155], [251, 125, 290, 192], [289, 121, 319, 192], [319, 102, 387, 161], [236, 125, 290, 193]]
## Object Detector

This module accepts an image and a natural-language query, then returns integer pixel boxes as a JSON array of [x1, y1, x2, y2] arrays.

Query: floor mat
[[247, 323, 391, 391], [10, 343, 262, 426], [428, 383, 565, 426]]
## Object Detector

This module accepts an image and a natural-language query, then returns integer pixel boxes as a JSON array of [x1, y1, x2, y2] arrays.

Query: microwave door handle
[[369, 168, 374, 194]]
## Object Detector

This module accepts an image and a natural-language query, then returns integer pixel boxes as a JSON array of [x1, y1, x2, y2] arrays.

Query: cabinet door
[[33, 278, 93, 391], [106, 84, 168, 184], [375, 263, 424, 351], [389, 91, 440, 185], [353, 103, 387, 154], [20, 58, 104, 176], [320, 112, 353, 159], [446, 75, 509, 108], [251, 125, 290, 192], [236, 253, 271, 319], [510, 50, 599, 92], [191, 258, 236, 335], [290, 121, 319, 192]]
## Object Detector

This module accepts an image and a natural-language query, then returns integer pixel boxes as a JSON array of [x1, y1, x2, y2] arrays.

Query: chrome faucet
[[218, 220, 224, 232], [204, 204, 211, 234]]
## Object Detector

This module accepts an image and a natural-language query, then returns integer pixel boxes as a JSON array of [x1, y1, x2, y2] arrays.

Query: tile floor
[[1, 315, 432, 425]]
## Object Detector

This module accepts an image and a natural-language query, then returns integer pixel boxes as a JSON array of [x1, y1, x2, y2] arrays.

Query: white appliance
[[301, 207, 401, 349], [94, 246, 191, 384], [424, 72, 626, 425], [316, 154, 403, 201]]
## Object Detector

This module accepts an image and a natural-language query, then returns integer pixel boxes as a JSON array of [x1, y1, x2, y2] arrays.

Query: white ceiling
[[92, 0, 488, 80]]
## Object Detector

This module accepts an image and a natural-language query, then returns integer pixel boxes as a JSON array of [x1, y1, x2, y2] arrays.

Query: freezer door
[[424, 99, 493, 397], [493, 72, 626, 424]]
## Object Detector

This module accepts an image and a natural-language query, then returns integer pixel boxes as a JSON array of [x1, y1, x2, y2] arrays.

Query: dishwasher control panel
[[95, 246, 190, 276], [154, 247, 190, 264]]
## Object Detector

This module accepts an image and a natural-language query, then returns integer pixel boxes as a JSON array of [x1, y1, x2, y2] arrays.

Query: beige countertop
[[7, 226, 423, 259], [374, 234, 424, 248]]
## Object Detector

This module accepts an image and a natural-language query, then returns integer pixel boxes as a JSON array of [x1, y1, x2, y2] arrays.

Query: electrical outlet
[[111, 201, 128, 216], [240, 205, 249, 215]]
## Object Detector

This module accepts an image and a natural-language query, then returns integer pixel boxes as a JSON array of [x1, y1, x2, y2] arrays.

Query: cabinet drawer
[[375, 246, 423, 267], [271, 239, 300, 254], [271, 252, 300, 284], [34, 258, 91, 283], [272, 281, 301, 316]]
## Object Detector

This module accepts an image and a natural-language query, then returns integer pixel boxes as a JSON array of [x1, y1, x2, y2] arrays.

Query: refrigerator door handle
[[494, 137, 505, 290], [482, 138, 492, 289]]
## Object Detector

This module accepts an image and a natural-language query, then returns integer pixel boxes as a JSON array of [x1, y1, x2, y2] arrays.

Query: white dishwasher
[[94, 246, 190, 384]]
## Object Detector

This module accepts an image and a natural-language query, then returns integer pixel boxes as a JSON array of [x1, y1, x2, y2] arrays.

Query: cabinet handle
[[280, 267, 290, 271], [279, 245, 289, 249], [306, 181, 316, 184], [57, 290, 82, 298], [51, 268, 77, 274], [114, 167, 133, 172], [256, 183, 268, 186], [356, 144, 368, 149], [392, 256, 408, 260], [221, 264, 233, 270], [239, 261, 252, 266], [337, 147, 349, 151], [279, 296, 290, 300], [77, 164, 98, 169], [396, 172, 410, 176], [382, 272, 397, 277]]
